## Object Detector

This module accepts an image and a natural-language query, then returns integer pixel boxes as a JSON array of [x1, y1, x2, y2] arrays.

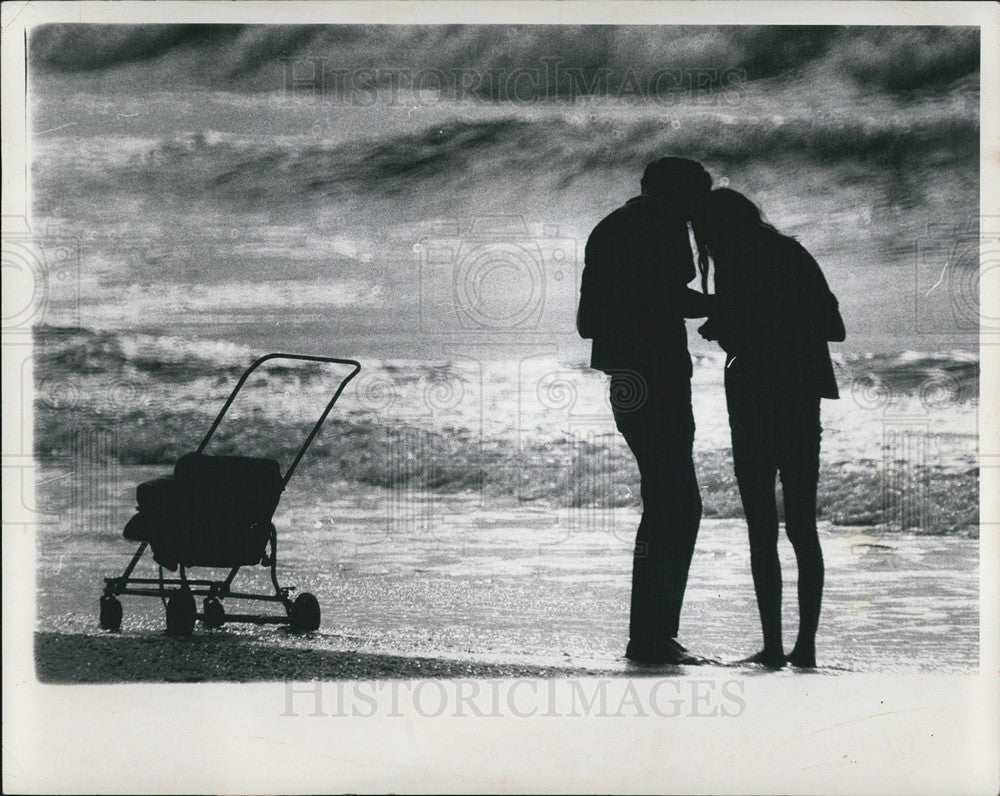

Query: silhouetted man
[[578, 157, 713, 665]]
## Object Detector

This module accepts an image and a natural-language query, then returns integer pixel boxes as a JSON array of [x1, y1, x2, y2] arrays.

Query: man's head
[[641, 157, 712, 220]]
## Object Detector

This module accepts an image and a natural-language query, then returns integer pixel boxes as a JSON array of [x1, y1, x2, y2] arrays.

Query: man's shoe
[[625, 638, 702, 665], [625, 638, 665, 664]]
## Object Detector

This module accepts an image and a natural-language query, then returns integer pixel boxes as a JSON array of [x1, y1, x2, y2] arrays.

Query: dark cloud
[[29, 25, 241, 71], [832, 27, 980, 92], [29, 24, 979, 96]]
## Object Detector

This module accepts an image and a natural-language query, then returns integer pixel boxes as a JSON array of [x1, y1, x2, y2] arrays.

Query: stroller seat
[[124, 452, 283, 570]]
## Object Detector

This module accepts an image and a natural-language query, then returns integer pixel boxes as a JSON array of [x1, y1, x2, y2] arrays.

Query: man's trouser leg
[[613, 378, 701, 652]]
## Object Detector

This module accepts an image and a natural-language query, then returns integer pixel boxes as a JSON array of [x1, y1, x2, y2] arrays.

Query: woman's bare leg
[[781, 405, 824, 668]]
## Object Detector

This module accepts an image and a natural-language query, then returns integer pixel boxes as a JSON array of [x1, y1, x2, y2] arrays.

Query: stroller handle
[[196, 353, 362, 487]]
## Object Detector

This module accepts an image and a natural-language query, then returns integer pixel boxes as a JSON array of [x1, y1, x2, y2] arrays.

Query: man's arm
[[577, 296, 596, 338], [680, 288, 714, 319], [577, 231, 606, 339]]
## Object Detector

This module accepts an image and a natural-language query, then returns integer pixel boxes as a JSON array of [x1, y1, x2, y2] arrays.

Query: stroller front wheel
[[99, 595, 123, 631], [289, 592, 321, 632], [166, 590, 196, 636]]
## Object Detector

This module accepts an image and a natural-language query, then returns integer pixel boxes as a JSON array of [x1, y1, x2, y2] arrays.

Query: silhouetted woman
[[698, 188, 845, 668]]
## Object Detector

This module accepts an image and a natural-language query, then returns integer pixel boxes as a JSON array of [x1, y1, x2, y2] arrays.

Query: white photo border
[[3, 2, 998, 793]]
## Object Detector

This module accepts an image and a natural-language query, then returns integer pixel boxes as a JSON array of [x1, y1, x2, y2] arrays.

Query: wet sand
[[35, 632, 613, 682], [35, 467, 978, 681]]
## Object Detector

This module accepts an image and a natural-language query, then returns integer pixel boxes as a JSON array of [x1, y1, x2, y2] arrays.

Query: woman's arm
[[824, 295, 846, 342], [797, 243, 845, 342]]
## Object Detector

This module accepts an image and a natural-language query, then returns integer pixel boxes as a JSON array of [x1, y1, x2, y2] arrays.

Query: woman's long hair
[[693, 225, 711, 295], [693, 188, 784, 288]]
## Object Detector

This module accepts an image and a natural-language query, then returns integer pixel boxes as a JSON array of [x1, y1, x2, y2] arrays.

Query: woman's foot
[[735, 649, 786, 669], [786, 646, 817, 668]]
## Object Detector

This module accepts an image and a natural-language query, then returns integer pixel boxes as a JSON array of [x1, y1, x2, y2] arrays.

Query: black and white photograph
[[3, 1, 998, 793]]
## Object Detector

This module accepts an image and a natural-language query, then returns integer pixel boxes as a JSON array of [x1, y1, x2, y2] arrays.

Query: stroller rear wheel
[[289, 592, 321, 632], [99, 595, 123, 631], [203, 597, 226, 628], [166, 590, 196, 636]]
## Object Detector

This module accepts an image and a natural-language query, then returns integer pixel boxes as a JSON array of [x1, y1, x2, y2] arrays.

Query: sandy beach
[[34, 632, 618, 682]]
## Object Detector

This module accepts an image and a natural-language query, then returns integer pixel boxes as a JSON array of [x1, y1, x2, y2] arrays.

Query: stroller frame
[[99, 353, 361, 635]]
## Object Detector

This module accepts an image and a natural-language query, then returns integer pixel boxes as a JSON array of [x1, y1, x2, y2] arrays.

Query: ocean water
[[33, 325, 979, 533]]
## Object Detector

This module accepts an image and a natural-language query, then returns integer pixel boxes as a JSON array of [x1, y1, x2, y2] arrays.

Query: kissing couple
[[577, 157, 845, 669]]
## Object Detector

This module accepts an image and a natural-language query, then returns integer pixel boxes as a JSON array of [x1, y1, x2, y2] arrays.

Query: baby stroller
[[99, 353, 361, 636]]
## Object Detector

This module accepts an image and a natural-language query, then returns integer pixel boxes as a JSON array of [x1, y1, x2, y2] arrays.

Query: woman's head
[[694, 189, 785, 290], [702, 188, 777, 253], [710, 188, 765, 232]]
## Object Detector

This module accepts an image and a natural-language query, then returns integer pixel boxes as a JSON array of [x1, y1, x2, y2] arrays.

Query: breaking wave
[[33, 326, 979, 534]]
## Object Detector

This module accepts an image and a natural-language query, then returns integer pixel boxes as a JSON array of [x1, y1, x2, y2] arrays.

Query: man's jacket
[[578, 194, 712, 377]]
